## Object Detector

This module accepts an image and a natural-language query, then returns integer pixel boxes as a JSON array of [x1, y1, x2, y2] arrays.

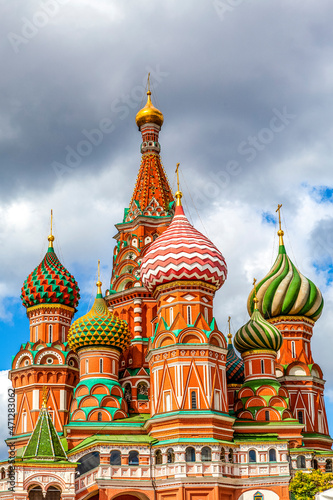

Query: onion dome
[[226, 337, 244, 384], [247, 224, 323, 322], [140, 189, 227, 293], [226, 320, 244, 384], [67, 271, 130, 352], [235, 294, 283, 354], [135, 90, 164, 129], [21, 227, 80, 310]]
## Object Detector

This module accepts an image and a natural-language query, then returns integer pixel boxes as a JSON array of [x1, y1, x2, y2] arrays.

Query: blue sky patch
[[262, 211, 276, 226], [310, 186, 333, 204]]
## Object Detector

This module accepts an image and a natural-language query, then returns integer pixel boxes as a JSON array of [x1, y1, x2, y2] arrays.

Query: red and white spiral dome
[[140, 204, 227, 293]]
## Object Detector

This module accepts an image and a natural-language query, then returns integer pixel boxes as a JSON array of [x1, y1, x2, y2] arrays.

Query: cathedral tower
[[9, 215, 80, 445]]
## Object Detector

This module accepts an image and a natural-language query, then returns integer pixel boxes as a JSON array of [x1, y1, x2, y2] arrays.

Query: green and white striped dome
[[234, 308, 283, 354], [247, 243, 323, 322]]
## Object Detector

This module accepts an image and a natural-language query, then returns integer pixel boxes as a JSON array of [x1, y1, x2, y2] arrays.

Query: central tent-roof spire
[[124, 75, 174, 223]]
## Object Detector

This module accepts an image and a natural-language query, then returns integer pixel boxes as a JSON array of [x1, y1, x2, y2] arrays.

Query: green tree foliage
[[290, 470, 333, 500]]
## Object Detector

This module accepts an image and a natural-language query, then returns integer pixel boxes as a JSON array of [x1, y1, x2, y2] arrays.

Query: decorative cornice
[[27, 303, 75, 314]]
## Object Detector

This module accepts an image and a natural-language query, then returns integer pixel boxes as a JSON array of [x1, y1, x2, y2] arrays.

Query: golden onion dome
[[135, 90, 164, 129]]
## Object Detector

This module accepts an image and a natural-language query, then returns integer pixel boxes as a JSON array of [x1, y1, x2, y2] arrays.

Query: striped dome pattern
[[247, 245, 323, 321], [234, 309, 283, 354], [140, 205, 227, 292], [226, 343, 244, 384], [21, 247, 80, 309], [68, 294, 130, 352]]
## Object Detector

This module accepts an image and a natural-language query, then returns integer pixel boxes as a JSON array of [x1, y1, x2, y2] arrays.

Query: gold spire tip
[[175, 163, 183, 206], [276, 203, 284, 245], [227, 316, 232, 344], [48, 209, 54, 247], [42, 386, 48, 409], [253, 278, 259, 310], [96, 260, 102, 295]]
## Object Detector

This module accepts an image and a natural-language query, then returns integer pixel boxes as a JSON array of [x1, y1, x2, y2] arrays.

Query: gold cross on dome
[[276, 204, 282, 231]]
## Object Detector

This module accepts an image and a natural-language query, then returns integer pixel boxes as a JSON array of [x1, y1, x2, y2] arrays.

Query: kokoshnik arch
[[0, 80, 332, 500]]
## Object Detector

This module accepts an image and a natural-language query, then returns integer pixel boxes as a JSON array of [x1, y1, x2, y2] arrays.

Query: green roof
[[68, 433, 155, 455], [23, 406, 67, 462]]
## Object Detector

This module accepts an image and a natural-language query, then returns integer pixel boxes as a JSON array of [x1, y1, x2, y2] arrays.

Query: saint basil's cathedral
[[0, 83, 332, 500]]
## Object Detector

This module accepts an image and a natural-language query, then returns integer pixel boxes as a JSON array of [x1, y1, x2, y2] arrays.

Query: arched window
[[187, 306, 192, 324], [155, 449, 162, 465], [269, 449, 276, 462], [228, 448, 233, 463], [48, 325, 53, 343], [110, 450, 121, 465], [97, 412, 102, 422], [0, 468, 5, 480], [297, 455, 306, 469], [124, 383, 132, 403], [326, 459, 332, 472], [129, 450, 139, 465], [220, 447, 225, 462], [137, 381, 149, 401], [77, 451, 100, 475], [191, 391, 197, 409], [313, 459, 318, 470], [45, 486, 61, 500], [185, 447, 196, 462], [29, 486, 43, 500], [261, 359, 265, 374], [201, 446, 211, 462], [99, 358, 103, 373], [249, 450, 257, 463], [298, 411, 304, 424], [265, 410, 270, 421], [167, 448, 175, 464]]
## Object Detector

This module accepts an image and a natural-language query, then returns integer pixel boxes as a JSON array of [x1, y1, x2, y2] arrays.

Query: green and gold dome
[[21, 222, 80, 310], [68, 272, 130, 352], [235, 284, 283, 354], [247, 222, 323, 322]]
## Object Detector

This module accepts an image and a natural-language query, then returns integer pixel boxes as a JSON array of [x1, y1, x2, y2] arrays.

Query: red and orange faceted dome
[[21, 236, 80, 310], [140, 204, 227, 293]]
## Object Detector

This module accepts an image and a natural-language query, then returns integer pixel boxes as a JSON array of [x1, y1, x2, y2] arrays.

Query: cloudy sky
[[1, 0, 333, 458]]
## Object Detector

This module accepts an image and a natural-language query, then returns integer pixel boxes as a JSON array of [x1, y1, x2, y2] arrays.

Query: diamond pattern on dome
[[68, 296, 130, 352], [21, 247, 80, 309]]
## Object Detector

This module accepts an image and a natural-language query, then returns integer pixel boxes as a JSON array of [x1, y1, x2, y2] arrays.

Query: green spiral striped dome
[[68, 291, 130, 352], [234, 308, 283, 354], [247, 244, 323, 321]]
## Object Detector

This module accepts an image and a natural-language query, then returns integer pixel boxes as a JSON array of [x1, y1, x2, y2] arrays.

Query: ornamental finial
[[276, 204, 284, 246], [175, 163, 183, 206], [48, 209, 55, 248], [227, 316, 232, 344], [96, 260, 102, 296], [253, 278, 259, 310], [42, 386, 48, 409]]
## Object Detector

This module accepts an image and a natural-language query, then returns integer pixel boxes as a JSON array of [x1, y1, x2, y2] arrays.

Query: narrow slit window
[[48, 325, 53, 344], [85, 359, 89, 374], [187, 306, 192, 325], [169, 307, 174, 325], [62, 326, 65, 343], [291, 341, 296, 359], [261, 359, 265, 374], [191, 390, 197, 409], [100, 358, 103, 373]]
